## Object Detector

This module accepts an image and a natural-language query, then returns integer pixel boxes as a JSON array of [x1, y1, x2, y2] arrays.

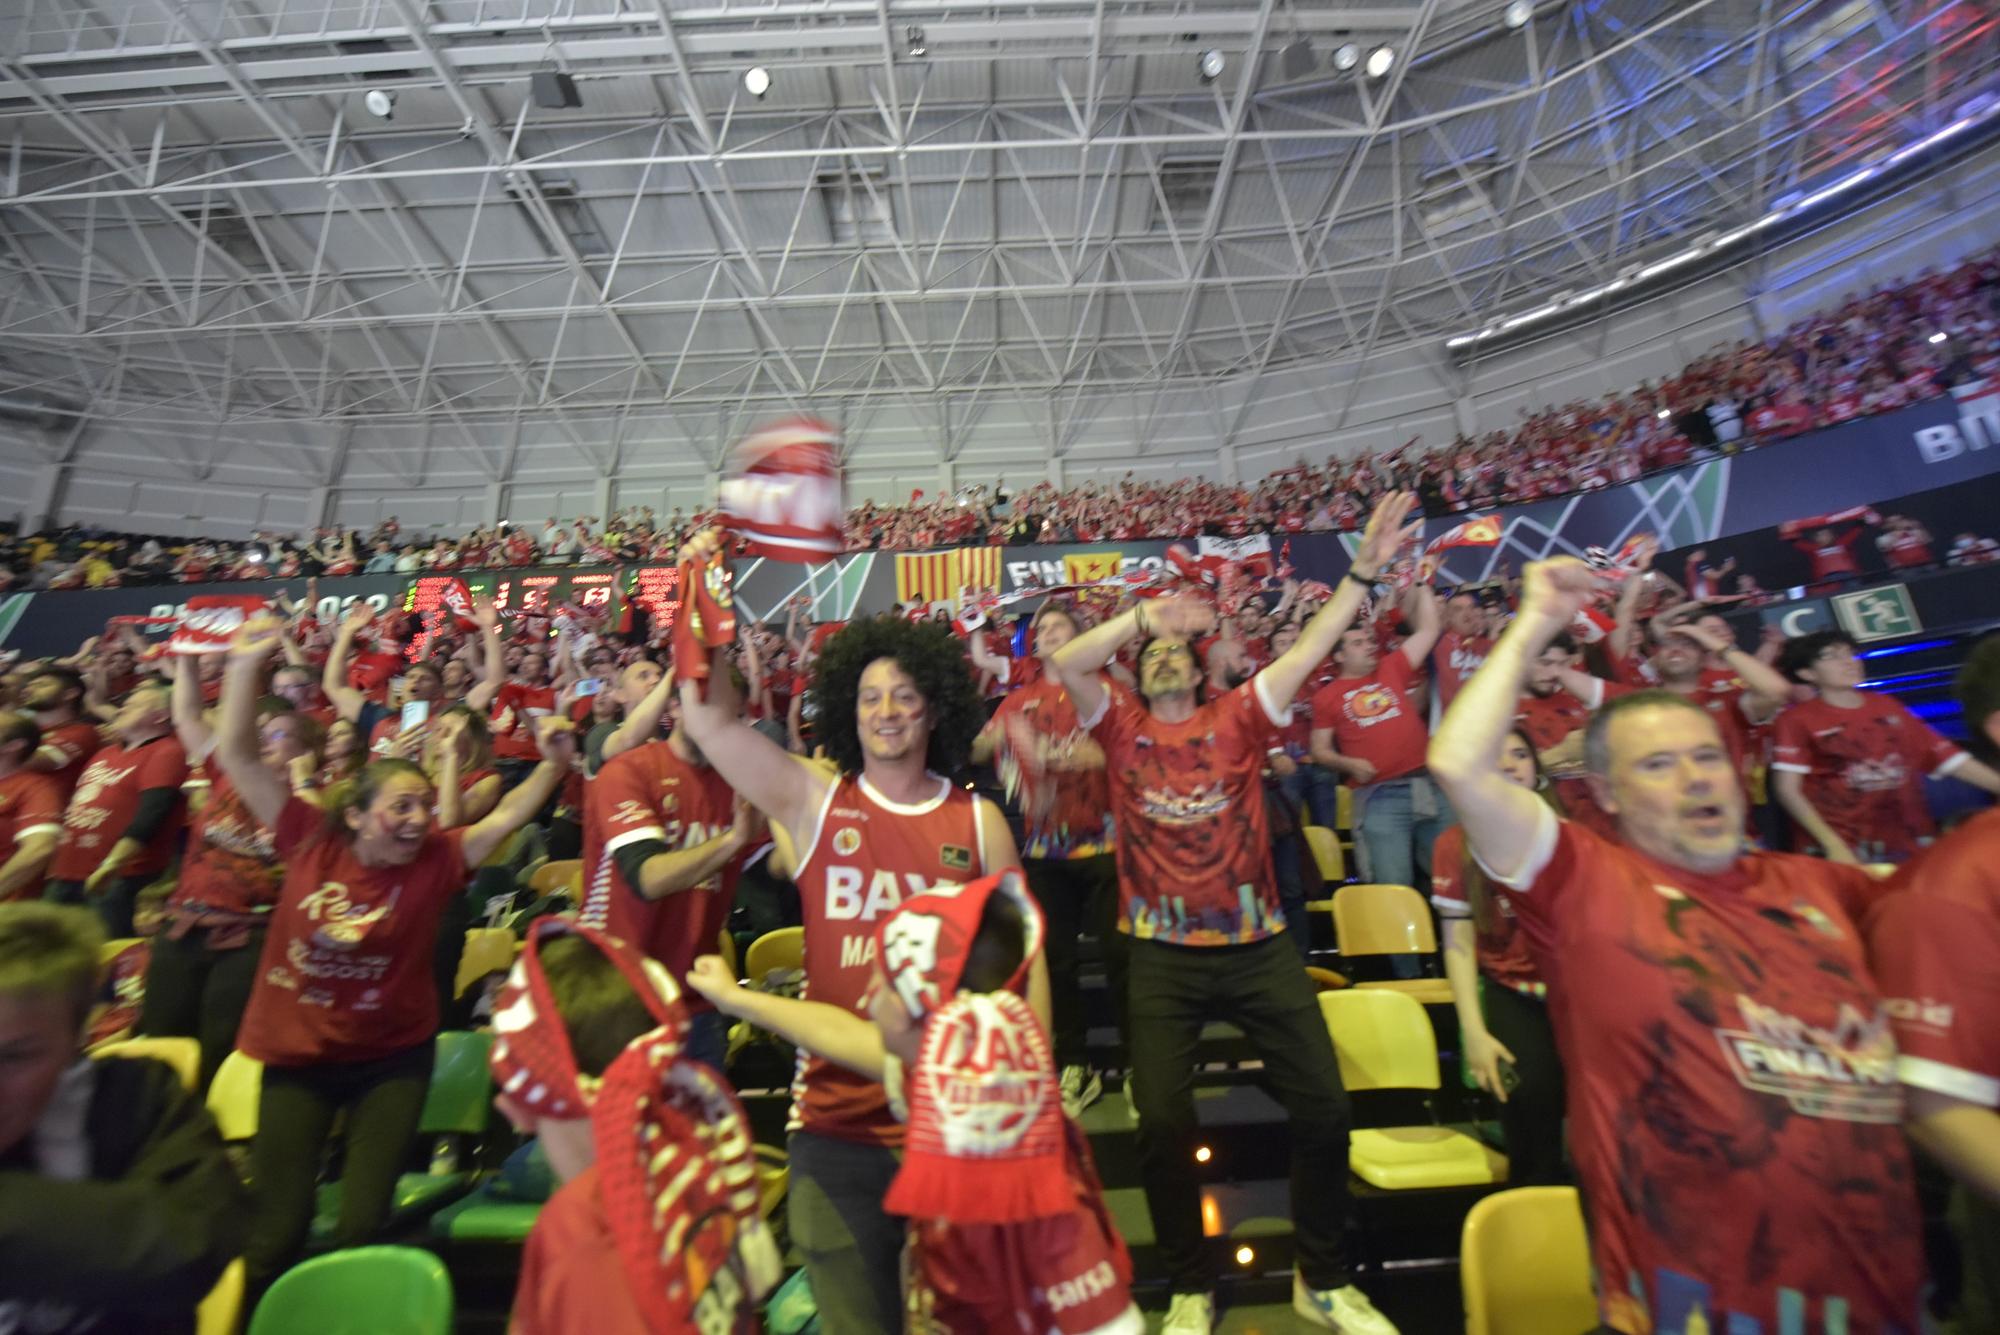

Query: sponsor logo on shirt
[[1135, 780, 1228, 825], [1713, 996, 1900, 1123], [297, 880, 399, 946], [1043, 1259, 1119, 1314], [1346, 685, 1402, 726], [824, 867, 934, 921], [833, 826, 861, 856], [1882, 995, 1955, 1034], [1839, 756, 1909, 792], [939, 843, 971, 871]]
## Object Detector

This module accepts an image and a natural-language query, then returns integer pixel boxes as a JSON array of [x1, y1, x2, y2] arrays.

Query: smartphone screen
[[400, 700, 432, 733], [574, 678, 604, 698]]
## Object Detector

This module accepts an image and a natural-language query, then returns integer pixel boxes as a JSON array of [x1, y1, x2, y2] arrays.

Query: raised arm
[[463, 598, 506, 714], [320, 604, 376, 722], [1260, 492, 1418, 710], [460, 719, 575, 867], [1607, 539, 1657, 665], [684, 955, 886, 1079], [1397, 582, 1444, 669], [214, 618, 296, 831], [167, 654, 214, 759], [1670, 619, 1792, 719], [1050, 594, 1211, 726], [1429, 559, 1604, 881], [601, 665, 674, 767]]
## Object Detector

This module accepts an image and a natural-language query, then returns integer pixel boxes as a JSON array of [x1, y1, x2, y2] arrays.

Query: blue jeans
[[1353, 775, 1453, 889], [1280, 764, 1344, 829]]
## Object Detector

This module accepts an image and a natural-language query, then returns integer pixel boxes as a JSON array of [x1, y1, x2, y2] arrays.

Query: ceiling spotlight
[[1332, 42, 1361, 72], [905, 23, 926, 57], [1365, 45, 1396, 78], [363, 88, 396, 120], [1504, 1, 1533, 28], [1279, 38, 1316, 80], [1197, 48, 1226, 83], [743, 66, 771, 98]]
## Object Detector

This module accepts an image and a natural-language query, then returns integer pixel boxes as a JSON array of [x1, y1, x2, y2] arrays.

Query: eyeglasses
[[1140, 646, 1192, 664]]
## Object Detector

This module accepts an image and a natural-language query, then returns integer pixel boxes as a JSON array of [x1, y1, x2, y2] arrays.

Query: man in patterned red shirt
[[1052, 494, 1418, 1335], [1773, 630, 2000, 863], [1430, 591, 1493, 712], [1512, 633, 1617, 838], [1868, 635, 2000, 1328], [1431, 557, 1924, 1335]]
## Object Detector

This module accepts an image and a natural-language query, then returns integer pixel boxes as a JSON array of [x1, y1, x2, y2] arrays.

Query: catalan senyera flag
[[896, 547, 1002, 605], [1064, 551, 1123, 584]]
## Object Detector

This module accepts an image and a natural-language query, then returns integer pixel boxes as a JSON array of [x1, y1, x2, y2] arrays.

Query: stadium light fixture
[[1504, 1, 1533, 28], [1332, 42, 1361, 72], [1197, 48, 1227, 83], [1235, 1246, 1256, 1266], [363, 88, 396, 120], [1929, 331, 1948, 344], [743, 66, 771, 98], [1444, 97, 2000, 354], [904, 24, 926, 58], [1365, 45, 1396, 78]]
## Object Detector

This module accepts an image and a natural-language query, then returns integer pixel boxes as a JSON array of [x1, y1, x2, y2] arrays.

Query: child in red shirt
[[687, 870, 1140, 1334]]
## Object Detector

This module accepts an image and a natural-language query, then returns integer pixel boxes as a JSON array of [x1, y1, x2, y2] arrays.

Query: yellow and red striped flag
[[896, 547, 1002, 604]]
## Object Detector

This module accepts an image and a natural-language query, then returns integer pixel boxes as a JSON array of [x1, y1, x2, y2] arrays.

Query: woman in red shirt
[[140, 656, 326, 1090], [425, 707, 501, 829], [211, 615, 577, 1296]]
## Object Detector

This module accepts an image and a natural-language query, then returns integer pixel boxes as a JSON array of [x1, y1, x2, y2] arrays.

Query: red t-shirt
[[1877, 529, 1935, 570], [987, 680, 1113, 859], [1793, 529, 1864, 582], [1771, 694, 1964, 859], [577, 741, 744, 1008], [1869, 808, 2000, 1111], [789, 774, 988, 1145], [1086, 679, 1289, 946], [491, 682, 558, 761], [511, 1167, 651, 1335], [236, 798, 469, 1066], [1512, 691, 1616, 840], [0, 769, 63, 901], [36, 719, 103, 801], [50, 736, 189, 881], [1308, 653, 1429, 786], [1428, 825, 1540, 994], [174, 771, 284, 915], [1431, 631, 1492, 711], [1487, 810, 1923, 1334]]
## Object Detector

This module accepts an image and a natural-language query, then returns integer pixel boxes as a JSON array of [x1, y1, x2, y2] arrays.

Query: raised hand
[[685, 955, 743, 1008], [1142, 591, 1217, 639], [228, 614, 290, 665], [533, 715, 579, 767], [341, 602, 377, 633], [1353, 492, 1422, 575], [1519, 557, 1607, 635]]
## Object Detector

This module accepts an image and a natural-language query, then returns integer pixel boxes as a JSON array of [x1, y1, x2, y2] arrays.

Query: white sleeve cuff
[[1077, 685, 1111, 732], [1252, 673, 1293, 728], [1431, 895, 1472, 918], [1899, 1054, 2000, 1108], [605, 825, 668, 854], [1468, 802, 1560, 892], [1934, 752, 1970, 778], [1770, 761, 1812, 775], [14, 822, 59, 841]]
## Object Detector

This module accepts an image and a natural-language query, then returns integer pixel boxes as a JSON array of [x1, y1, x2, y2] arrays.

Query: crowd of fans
[[5, 242, 1998, 594], [1, 475, 1998, 1332]]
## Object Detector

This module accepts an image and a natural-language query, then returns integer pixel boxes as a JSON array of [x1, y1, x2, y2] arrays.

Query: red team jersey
[[36, 719, 103, 800], [0, 769, 63, 900], [1487, 809, 1923, 1334], [237, 798, 469, 1066], [50, 736, 189, 881], [1771, 694, 1964, 859], [789, 774, 989, 1144], [1512, 690, 1616, 839], [1876, 529, 1935, 570], [1868, 808, 2000, 1113], [1308, 653, 1429, 785], [987, 680, 1114, 859], [491, 683, 558, 761], [174, 771, 284, 915], [1431, 630, 1493, 710], [511, 1166, 669, 1335], [1086, 679, 1289, 945], [1427, 826, 1542, 995], [578, 741, 744, 1007]]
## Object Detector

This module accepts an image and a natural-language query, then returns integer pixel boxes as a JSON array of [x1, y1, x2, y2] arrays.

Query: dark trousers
[[1127, 932, 1354, 1293], [244, 1042, 435, 1294], [787, 1129, 903, 1335], [137, 925, 267, 1091], [45, 873, 151, 939], [1022, 852, 1120, 1069], [1482, 982, 1568, 1187]]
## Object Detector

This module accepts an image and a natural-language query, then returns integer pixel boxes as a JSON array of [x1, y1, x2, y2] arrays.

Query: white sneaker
[[1293, 1274, 1399, 1333], [1060, 1064, 1104, 1118], [1161, 1291, 1215, 1334]]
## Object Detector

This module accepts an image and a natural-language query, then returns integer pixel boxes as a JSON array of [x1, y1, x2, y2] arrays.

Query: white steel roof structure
[[1, 0, 1997, 529]]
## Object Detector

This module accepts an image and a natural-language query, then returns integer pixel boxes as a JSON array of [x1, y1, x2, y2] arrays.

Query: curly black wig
[[806, 615, 984, 777]]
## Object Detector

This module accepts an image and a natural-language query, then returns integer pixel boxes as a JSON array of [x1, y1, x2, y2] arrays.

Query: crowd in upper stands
[[5, 243, 1998, 595]]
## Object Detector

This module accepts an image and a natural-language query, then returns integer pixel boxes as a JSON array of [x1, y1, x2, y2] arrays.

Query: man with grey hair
[[1429, 555, 1923, 1334]]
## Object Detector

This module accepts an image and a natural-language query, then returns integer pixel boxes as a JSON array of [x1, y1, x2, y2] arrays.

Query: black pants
[[1022, 853, 1120, 1070], [244, 1042, 435, 1294], [45, 873, 152, 939], [137, 925, 267, 1091], [1127, 932, 1353, 1294], [787, 1129, 903, 1335], [1482, 982, 1568, 1187]]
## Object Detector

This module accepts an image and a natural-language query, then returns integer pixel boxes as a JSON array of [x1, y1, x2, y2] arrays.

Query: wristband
[[1344, 569, 1377, 588]]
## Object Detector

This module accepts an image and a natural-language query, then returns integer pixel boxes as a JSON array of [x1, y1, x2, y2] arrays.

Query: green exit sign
[[1831, 584, 1922, 642]]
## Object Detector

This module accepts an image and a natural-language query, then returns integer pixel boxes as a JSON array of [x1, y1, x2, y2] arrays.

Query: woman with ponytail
[[1431, 727, 1568, 1186], [211, 614, 578, 1294]]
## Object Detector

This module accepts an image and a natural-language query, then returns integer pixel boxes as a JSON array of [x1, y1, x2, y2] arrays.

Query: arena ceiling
[[1, 0, 1997, 480]]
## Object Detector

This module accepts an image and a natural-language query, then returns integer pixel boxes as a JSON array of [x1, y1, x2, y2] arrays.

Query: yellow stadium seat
[[97, 1036, 201, 1092], [1331, 883, 1454, 1005], [197, 1259, 245, 1335], [744, 926, 804, 983], [1460, 1186, 1597, 1335], [1335, 785, 1353, 832], [717, 928, 740, 978], [1303, 824, 1346, 884], [98, 936, 143, 968], [754, 1143, 789, 1221], [454, 927, 517, 998], [1319, 989, 1506, 1190], [530, 859, 582, 896], [207, 1050, 264, 1142]]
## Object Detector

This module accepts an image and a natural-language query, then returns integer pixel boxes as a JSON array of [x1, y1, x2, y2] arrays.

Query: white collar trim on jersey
[[858, 772, 952, 816]]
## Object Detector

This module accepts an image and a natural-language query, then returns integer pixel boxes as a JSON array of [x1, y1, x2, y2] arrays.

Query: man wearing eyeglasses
[[1049, 493, 1417, 1335], [1772, 630, 2000, 864]]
